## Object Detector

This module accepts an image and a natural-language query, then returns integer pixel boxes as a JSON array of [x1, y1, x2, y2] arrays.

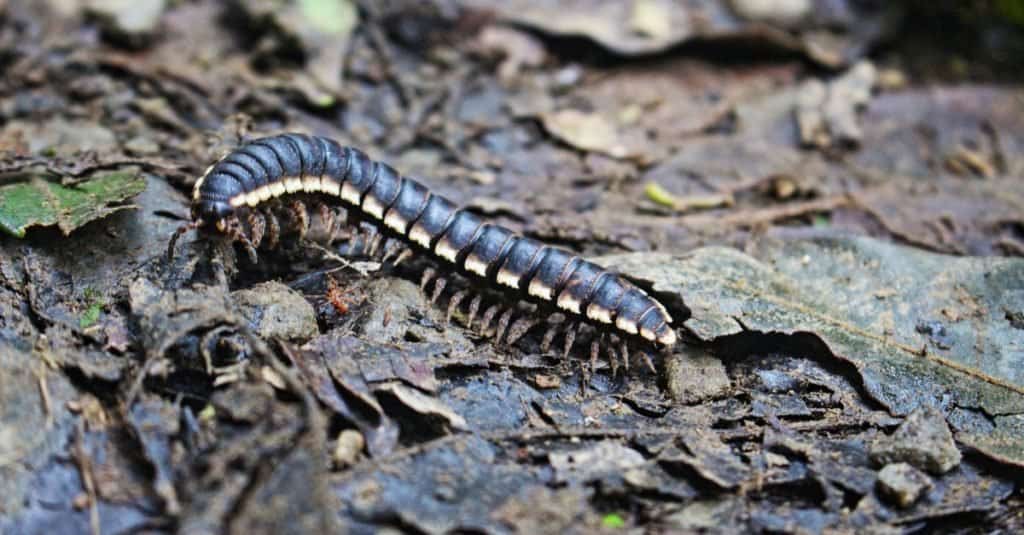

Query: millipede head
[[195, 200, 234, 224]]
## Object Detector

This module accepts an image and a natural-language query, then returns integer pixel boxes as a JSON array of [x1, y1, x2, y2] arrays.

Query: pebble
[[869, 406, 962, 475], [664, 351, 731, 404], [333, 429, 365, 468], [233, 282, 318, 342], [85, 0, 166, 43], [876, 462, 932, 508]]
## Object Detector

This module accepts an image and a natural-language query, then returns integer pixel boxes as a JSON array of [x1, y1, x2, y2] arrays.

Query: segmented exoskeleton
[[177, 133, 684, 366]]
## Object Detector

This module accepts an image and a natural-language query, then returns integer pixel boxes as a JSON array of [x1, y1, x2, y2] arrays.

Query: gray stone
[[234, 281, 318, 342], [123, 136, 160, 156], [665, 350, 731, 404], [876, 462, 931, 508], [869, 406, 962, 475], [85, 0, 165, 37]]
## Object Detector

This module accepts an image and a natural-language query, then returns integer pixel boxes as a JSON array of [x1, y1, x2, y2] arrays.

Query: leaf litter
[[0, 0, 1022, 533]]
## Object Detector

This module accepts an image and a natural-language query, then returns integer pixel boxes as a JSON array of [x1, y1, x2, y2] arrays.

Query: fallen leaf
[[601, 237, 1024, 466], [541, 109, 644, 160], [0, 170, 145, 237]]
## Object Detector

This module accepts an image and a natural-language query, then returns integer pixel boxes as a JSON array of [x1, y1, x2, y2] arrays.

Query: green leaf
[[198, 404, 217, 421], [0, 170, 145, 238], [602, 514, 626, 528]]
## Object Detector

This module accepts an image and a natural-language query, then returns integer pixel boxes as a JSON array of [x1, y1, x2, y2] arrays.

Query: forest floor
[[0, 1, 1023, 533]]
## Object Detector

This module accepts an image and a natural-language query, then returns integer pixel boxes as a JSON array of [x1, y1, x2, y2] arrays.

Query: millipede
[[172, 133, 686, 370]]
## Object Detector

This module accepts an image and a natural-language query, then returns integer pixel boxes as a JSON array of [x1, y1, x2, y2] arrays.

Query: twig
[[37, 368, 53, 428], [306, 242, 380, 276], [72, 422, 101, 535], [681, 195, 850, 228]]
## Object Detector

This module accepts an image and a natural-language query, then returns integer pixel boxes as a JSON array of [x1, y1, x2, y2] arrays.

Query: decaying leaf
[[549, 440, 646, 483], [0, 171, 145, 238], [461, 0, 896, 67], [375, 381, 468, 431], [540, 108, 647, 161], [602, 237, 1024, 465], [228, 0, 359, 105]]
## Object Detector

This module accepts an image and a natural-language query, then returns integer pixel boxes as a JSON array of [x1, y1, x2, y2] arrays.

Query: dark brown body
[[192, 133, 682, 348]]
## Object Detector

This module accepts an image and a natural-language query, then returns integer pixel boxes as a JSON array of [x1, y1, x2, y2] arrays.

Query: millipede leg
[[289, 200, 310, 240], [381, 243, 401, 264], [430, 277, 447, 304], [641, 351, 657, 374], [447, 290, 468, 323], [368, 232, 384, 258], [316, 202, 331, 225], [620, 339, 630, 372], [349, 227, 365, 256], [541, 322, 561, 353], [420, 268, 436, 292], [378, 238, 390, 259], [467, 295, 482, 328], [312, 202, 331, 241], [609, 334, 627, 372], [165, 220, 199, 262], [360, 228, 374, 256], [224, 217, 258, 263], [324, 207, 344, 243], [562, 323, 578, 360], [590, 339, 600, 370], [247, 211, 266, 249], [392, 248, 413, 267], [505, 317, 535, 346], [604, 335, 619, 377], [495, 309, 514, 344], [480, 305, 500, 334], [263, 209, 281, 250]]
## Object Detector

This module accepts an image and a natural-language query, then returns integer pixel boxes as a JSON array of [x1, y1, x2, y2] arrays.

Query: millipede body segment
[[191, 133, 680, 349]]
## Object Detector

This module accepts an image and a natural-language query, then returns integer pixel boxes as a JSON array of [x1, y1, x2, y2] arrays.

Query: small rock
[[353, 278, 474, 351], [123, 136, 160, 156], [84, 0, 166, 45], [356, 278, 437, 344], [532, 374, 561, 389], [474, 25, 546, 80], [630, 0, 673, 39], [3, 118, 116, 154], [540, 108, 643, 160], [233, 282, 318, 342], [333, 429, 365, 468], [259, 365, 287, 390], [795, 60, 877, 149], [729, 0, 812, 28], [549, 441, 646, 483], [869, 406, 962, 475], [664, 351, 731, 404], [876, 462, 931, 508]]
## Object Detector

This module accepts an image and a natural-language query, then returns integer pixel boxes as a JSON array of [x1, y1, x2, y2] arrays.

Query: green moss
[[79, 288, 105, 329]]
